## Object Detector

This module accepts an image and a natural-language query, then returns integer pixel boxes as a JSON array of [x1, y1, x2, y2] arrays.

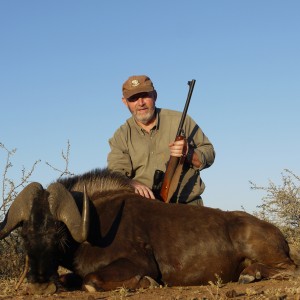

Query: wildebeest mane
[[56, 168, 134, 197]]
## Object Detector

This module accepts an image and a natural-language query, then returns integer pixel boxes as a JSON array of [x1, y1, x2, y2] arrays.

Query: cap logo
[[131, 79, 140, 87]]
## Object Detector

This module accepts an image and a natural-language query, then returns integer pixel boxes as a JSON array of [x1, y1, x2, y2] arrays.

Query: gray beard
[[134, 107, 155, 125]]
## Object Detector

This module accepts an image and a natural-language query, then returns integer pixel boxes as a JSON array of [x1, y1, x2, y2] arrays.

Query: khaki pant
[[186, 197, 203, 206]]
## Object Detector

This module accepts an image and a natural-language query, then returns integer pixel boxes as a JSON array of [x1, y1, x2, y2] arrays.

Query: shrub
[[250, 169, 300, 247], [0, 141, 73, 279], [0, 143, 40, 278]]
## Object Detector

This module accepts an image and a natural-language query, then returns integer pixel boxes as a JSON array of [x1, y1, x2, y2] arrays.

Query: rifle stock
[[159, 137, 184, 202], [159, 80, 196, 203]]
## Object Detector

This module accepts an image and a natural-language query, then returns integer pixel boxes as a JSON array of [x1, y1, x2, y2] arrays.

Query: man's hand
[[130, 179, 156, 199], [170, 138, 201, 168], [169, 138, 188, 157]]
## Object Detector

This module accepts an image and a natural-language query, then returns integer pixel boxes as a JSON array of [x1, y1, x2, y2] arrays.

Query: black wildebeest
[[0, 169, 298, 294]]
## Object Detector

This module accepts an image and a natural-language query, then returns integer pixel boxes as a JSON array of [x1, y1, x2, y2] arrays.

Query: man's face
[[122, 92, 156, 125]]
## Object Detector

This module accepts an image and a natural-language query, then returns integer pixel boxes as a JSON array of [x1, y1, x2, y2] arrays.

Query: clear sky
[[1, 0, 299, 213]]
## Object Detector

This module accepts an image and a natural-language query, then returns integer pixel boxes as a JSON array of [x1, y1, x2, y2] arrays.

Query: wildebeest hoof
[[255, 271, 262, 280], [238, 274, 255, 284], [139, 276, 159, 289], [27, 282, 57, 295], [83, 283, 97, 292]]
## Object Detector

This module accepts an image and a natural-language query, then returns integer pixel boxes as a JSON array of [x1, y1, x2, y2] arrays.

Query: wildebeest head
[[0, 182, 89, 291]]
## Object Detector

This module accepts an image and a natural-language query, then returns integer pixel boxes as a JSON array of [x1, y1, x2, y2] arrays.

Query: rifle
[[157, 79, 196, 203]]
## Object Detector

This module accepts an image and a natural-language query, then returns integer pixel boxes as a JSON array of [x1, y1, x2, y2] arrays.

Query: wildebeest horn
[[47, 182, 89, 243], [0, 182, 43, 239]]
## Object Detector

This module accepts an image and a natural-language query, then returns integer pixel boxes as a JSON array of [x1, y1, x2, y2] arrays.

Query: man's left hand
[[169, 138, 188, 157]]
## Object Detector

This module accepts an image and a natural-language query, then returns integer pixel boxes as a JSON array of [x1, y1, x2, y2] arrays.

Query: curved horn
[[0, 182, 43, 239], [47, 182, 89, 243]]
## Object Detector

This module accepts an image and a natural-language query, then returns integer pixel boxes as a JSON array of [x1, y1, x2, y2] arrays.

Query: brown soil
[[1, 277, 300, 300]]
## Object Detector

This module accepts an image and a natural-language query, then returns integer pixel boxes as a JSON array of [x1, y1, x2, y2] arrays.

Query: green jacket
[[107, 108, 215, 204]]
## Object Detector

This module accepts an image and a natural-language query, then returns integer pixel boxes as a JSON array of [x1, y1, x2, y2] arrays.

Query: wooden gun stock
[[160, 136, 185, 202], [159, 80, 196, 203]]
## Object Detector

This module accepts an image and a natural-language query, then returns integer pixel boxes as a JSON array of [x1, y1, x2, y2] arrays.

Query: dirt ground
[[2, 276, 300, 300]]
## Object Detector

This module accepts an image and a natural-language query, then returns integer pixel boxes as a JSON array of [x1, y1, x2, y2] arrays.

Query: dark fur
[[21, 190, 64, 284], [4, 168, 299, 292], [57, 168, 134, 197]]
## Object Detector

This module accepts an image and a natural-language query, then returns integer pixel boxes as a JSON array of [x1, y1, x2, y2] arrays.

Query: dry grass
[[0, 232, 26, 279], [2, 277, 300, 299]]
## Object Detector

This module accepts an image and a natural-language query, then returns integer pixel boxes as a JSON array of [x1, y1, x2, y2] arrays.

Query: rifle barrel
[[159, 79, 196, 203], [176, 79, 196, 136]]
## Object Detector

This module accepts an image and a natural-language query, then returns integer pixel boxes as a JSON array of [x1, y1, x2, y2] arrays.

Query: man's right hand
[[130, 180, 156, 199]]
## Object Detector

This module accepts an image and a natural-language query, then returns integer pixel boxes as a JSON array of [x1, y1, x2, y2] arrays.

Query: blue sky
[[1, 1, 299, 212]]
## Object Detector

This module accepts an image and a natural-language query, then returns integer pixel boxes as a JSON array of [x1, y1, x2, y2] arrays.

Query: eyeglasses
[[127, 92, 152, 102]]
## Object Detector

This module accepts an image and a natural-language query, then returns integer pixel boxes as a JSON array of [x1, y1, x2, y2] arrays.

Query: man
[[107, 75, 215, 205]]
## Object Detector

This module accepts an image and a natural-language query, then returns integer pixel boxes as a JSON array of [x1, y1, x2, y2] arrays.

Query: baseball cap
[[122, 75, 155, 99]]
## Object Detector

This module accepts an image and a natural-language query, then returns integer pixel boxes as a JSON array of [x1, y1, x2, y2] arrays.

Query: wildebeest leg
[[83, 258, 159, 292], [59, 273, 83, 290], [232, 214, 297, 284], [239, 262, 296, 284]]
